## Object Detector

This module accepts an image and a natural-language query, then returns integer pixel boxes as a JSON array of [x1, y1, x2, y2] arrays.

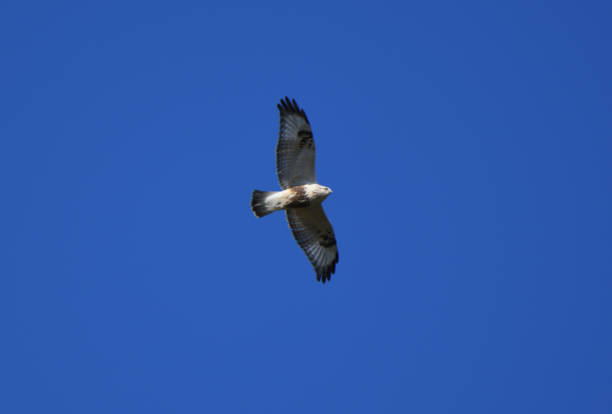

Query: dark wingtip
[[277, 97, 309, 123], [315, 251, 338, 284], [316, 269, 333, 284]]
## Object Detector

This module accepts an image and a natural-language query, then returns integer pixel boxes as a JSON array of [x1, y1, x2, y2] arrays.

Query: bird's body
[[251, 184, 332, 217], [251, 98, 339, 283]]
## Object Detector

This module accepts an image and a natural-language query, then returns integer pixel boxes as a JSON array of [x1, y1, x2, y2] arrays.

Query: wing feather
[[286, 205, 338, 283], [276, 97, 316, 189]]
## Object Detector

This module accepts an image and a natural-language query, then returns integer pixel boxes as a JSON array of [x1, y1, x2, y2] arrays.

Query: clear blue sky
[[3, 1, 611, 413]]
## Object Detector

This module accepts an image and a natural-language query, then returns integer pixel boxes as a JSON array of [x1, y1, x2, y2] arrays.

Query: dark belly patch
[[286, 185, 311, 208]]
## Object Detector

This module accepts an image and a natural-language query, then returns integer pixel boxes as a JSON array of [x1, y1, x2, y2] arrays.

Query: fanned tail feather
[[251, 190, 276, 217]]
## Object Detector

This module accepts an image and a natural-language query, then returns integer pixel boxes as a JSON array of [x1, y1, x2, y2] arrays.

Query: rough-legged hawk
[[251, 98, 338, 283]]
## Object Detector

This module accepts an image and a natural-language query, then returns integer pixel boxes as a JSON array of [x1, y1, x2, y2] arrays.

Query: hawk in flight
[[251, 97, 339, 283]]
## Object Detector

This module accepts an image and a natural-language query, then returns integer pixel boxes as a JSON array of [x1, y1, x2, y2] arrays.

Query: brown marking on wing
[[318, 232, 336, 248], [297, 130, 314, 150]]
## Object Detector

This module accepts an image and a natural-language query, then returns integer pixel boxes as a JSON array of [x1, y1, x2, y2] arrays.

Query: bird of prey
[[251, 97, 339, 283]]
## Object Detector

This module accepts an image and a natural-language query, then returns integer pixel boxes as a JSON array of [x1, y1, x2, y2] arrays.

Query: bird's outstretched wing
[[276, 97, 316, 189], [286, 205, 338, 283]]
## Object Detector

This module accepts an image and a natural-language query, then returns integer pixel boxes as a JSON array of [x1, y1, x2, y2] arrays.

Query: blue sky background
[[3, 1, 611, 413]]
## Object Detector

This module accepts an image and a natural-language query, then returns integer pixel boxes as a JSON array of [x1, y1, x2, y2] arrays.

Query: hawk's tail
[[251, 190, 277, 218]]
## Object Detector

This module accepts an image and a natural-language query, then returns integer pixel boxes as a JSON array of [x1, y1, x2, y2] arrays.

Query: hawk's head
[[317, 185, 333, 200], [304, 184, 332, 201]]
